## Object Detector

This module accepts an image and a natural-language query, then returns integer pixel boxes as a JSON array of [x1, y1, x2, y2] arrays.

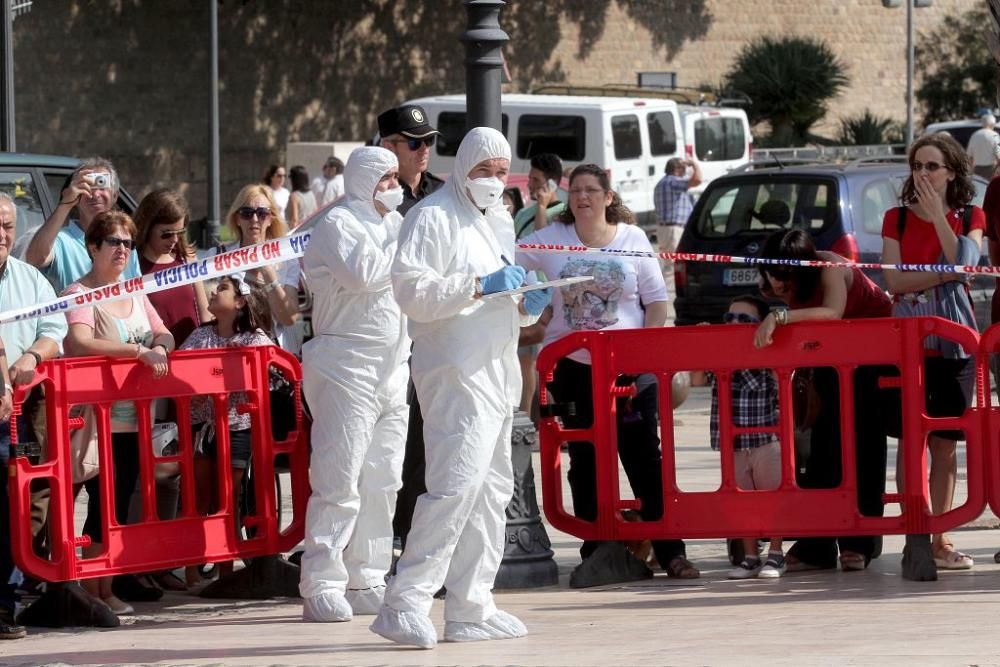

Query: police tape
[[0, 231, 312, 326], [514, 243, 1000, 276], [2, 232, 995, 326]]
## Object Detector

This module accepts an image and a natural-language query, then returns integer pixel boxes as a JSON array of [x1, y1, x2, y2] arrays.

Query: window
[[516, 114, 586, 161], [436, 112, 509, 157], [694, 178, 836, 238], [0, 171, 46, 239], [693, 117, 746, 161], [611, 114, 641, 160], [647, 111, 677, 156], [859, 177, 902, 234]]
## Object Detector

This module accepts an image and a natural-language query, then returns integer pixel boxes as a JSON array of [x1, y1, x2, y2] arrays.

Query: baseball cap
[[378, 105, 439, 139]]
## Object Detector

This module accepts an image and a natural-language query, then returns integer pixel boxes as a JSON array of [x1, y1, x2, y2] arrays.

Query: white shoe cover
[[443, 609, 528, 642], [302, 590, 353, 623], [346, 586, 385, 615], [369, 605, 437, 649]]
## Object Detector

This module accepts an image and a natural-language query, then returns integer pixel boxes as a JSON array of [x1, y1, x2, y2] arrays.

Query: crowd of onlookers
[[0, 109, 995, 642]]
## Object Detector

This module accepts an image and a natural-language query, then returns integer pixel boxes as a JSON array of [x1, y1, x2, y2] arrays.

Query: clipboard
[[482, 275, 594, 298]]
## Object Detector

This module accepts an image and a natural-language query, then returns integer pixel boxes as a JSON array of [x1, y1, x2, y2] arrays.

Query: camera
[[83, 172, 110, 189]]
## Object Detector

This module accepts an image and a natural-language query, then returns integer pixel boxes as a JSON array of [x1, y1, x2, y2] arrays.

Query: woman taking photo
[[518, 164, 697, 582], [220, 185, 300, 345], [881, 132, 985, 572], [134, 189, 210, 346], [753, 228, 892, 572], [62, 210, 174, 614]]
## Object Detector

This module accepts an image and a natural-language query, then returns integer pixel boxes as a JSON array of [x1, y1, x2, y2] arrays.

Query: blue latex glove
[[480, 265, 526, 295], [522, 286, 552, 316]]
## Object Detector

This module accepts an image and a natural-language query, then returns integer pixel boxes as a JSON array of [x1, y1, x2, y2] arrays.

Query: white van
[[406, 93, 687, 227], [406, 93, 752, 227], [677, 105, 753, 195]]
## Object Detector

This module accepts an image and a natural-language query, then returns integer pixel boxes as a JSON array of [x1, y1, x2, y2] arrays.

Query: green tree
[[837, 109, 900, 145], [915, 6, 994, 123], [724, 36, 849, 146]]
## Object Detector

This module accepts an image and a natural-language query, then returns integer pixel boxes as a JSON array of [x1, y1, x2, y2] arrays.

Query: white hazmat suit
[[299, 147, 410, 621], [370, 127, 534, 648]]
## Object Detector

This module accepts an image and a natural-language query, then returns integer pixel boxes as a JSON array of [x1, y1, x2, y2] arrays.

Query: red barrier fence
[[537, 317, 990, 542], [7, 347, 309, 583]]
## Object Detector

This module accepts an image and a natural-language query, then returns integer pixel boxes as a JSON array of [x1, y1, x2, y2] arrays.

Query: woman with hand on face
[[881, 132, 985, 574], [518, 164, 694, 583], [754, 228, 892, 573], [219, 185, 300, 346], [61, 210, 174, 615]]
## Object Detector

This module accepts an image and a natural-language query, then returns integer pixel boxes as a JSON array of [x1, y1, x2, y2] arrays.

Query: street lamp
[[460, 0, 509, 132], [883, 0, 933, 147]]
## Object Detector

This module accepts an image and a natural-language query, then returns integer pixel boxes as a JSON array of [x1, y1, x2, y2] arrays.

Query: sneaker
[[759, 554, 786, 579], [0, 609, 25, 640], [727, 557, 763, 580]]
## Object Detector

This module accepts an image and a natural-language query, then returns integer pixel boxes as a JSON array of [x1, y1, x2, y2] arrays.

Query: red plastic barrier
[[7, 347, 309, 582], [537, 317, 987, 542], [979, 323, 1000, 519]]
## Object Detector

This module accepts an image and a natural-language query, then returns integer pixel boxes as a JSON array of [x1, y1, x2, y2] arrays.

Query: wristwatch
[[773, 307, 789, 326], [26, 350, 41, 367]]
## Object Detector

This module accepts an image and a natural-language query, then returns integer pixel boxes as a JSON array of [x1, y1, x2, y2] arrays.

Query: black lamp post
[[460, 0, 509, 132]]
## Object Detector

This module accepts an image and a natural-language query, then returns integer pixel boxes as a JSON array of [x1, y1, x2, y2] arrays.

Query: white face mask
[[374, 186, 404, 212], [465, 176, 505, 209]]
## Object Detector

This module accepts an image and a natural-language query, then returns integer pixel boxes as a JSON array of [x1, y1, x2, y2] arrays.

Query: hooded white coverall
[[383, 127, 535, 623], [299, 147, 410, 601]]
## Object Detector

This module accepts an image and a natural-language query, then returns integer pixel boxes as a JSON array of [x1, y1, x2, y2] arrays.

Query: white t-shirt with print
[[518, 222, 667, 364]]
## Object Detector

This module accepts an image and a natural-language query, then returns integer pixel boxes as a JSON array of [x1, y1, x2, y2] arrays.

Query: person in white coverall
[[299, 146, 411, 622], [370, 127, 553, 649]]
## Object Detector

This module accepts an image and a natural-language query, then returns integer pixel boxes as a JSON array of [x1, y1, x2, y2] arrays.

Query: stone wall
[[8, 0, 979, 221]]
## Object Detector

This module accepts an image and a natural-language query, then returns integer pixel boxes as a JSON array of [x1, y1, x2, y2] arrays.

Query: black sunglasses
[[159, 228, 187, 240], [237, 206, 272, 220], [102, 236, 134, 250], [723, 312, 760, 324], [391, 136, 435, 151]]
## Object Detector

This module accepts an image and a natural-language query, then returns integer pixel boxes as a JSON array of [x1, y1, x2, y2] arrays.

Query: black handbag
[[268, 368, 297, 441]]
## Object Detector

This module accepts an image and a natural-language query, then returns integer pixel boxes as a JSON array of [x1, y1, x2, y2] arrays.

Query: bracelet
[[58, 197, 76, 206], [153, 343, 169, 355], [135, 343, 142, 358], [263, 279, 281, 294], [774, 308, 789, 326], [26, 350, 41, 367]]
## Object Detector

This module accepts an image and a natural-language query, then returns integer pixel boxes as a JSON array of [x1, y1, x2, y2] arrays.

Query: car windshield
[[694, 177, 837, 238]]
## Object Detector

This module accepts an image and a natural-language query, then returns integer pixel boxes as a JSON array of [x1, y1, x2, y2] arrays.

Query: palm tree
[[725, 36, 849, 146]]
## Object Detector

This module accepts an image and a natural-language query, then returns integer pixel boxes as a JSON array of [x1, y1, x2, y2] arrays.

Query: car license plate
[[723, 267, 758, 286]]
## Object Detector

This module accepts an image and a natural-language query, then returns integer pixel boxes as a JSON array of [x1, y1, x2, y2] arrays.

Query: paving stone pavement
[[5, 387, 1000, 666]]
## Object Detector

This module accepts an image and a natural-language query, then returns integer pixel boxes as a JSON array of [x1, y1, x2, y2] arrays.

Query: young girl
[[180, 273, 273, 583]]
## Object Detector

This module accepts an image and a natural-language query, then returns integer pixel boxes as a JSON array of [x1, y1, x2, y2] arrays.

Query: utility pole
[[207, 0, 221, 245], [460, 0, 509, 132], [905, 0, 914, 146], [0, 0, 15, 151]]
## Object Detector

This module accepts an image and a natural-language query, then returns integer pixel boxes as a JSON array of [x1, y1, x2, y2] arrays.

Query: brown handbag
[[792, 368, 822, 431]]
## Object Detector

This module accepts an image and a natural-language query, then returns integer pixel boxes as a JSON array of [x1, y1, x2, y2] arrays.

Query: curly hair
[[901, 133, 976, 209], [556, 163, 635, 226]]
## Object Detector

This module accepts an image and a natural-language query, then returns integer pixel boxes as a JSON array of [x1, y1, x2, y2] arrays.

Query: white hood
[[446, 126, 512, 212], [343, 146, 398, 218]]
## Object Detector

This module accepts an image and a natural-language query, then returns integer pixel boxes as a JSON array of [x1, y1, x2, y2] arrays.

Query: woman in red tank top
[[753, 228, 892, 573]]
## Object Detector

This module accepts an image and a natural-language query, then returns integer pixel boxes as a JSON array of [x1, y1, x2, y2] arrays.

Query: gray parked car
[[673, 158, 992, 328]]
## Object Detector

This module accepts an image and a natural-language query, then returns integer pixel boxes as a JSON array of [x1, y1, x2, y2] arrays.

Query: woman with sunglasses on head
[[754, 228, 892, 573], [518, 164, 698, 583], [61, 210, 175, 614], [134, 189, 211, 347], [262, 165, 290, 219], [881, 132, 985, 574], [219, 185, 300, 343]]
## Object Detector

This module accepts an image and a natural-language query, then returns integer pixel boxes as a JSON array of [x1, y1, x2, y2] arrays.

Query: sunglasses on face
[[723, 312, 760, 324], [911, 160, 947, 173], [159, 228, 186, 240], [102, 236, 134, 250], [237, 206, 272, 221], [391, 136, 435, 151]]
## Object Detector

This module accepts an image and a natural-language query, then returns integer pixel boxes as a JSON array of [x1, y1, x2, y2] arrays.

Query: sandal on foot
[[839, 552, 868, 572], [666, 556, 700, 579], [933, 548, 973, 570]]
